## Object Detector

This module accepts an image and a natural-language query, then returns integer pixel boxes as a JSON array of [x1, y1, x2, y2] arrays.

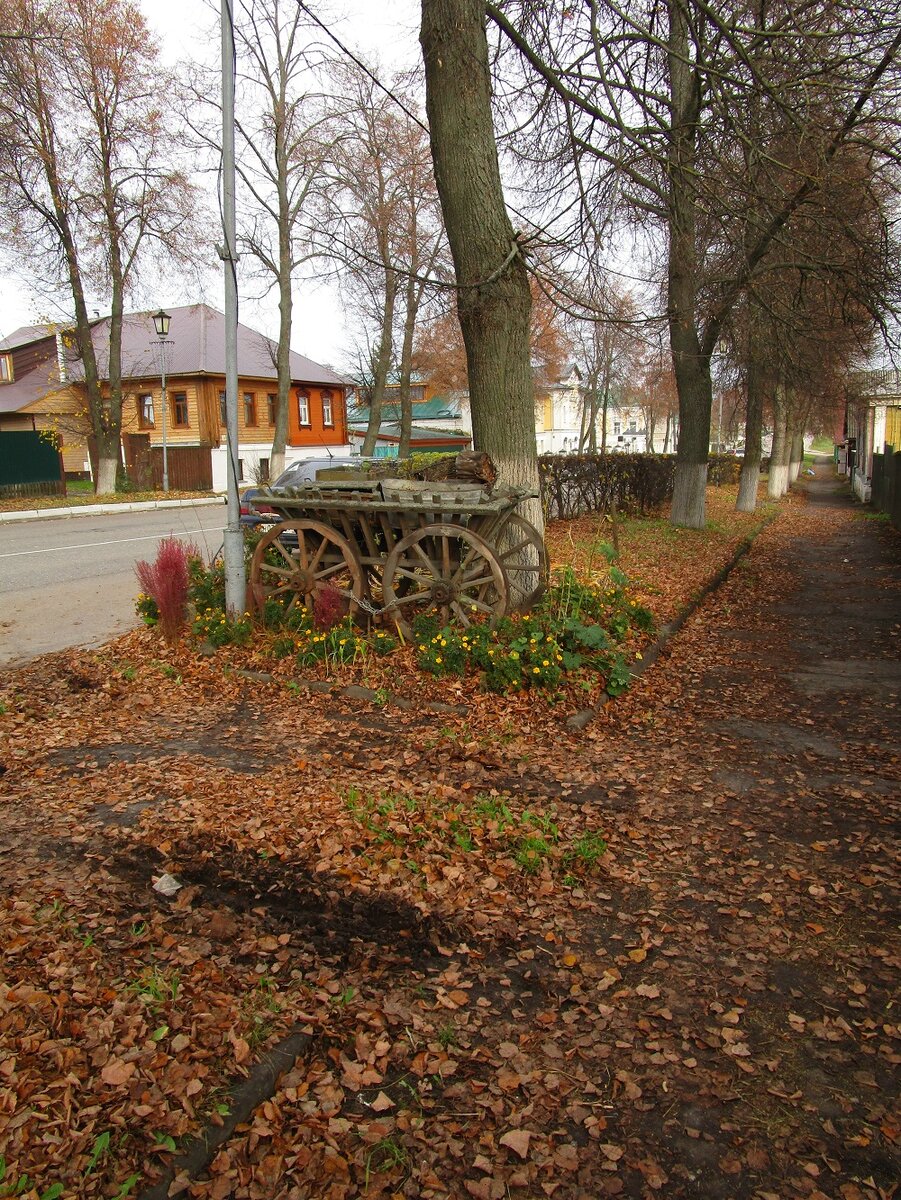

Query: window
[[629, 418, 637, 432], [259, 457, 270, 482], [298, 389, 310, 425], [138, 394, 154, 429], [321, 389, 334, 426], [219, 390, 226, 425], [173, 392, 189, 427], [267, 393, 277, 425], [237, 458, 245, 481], [243, 392, 257, 426], [613, 421, 621, 435], [0, 354, 11, 382]]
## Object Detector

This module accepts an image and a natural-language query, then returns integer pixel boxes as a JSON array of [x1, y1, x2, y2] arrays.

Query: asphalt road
[[0, 503, 229, 669]]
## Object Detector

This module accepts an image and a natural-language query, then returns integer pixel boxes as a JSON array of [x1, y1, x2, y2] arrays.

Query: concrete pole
[[221, 0, 246, 615]]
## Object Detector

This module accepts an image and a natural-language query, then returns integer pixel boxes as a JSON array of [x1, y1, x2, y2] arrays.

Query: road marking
[[0, 527, 219, 559]]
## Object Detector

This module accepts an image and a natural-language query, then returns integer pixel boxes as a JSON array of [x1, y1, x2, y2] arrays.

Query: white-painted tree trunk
[[95, 456, 118, 495], [671, 462, 708, 528], [736, 462, 760, 511], [789, 432, 804, 482], [269, 449, 286, 482], [768, 389, 789, 499]]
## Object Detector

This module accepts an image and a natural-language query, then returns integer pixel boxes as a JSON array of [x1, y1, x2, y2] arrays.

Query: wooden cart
[[248, 476, 548, 637]]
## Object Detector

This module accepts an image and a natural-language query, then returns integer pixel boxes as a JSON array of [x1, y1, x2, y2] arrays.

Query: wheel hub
[[430, 582, 453, 604]]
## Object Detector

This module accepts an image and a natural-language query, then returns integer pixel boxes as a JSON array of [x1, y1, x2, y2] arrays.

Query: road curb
[[0, 497, 224, 523]]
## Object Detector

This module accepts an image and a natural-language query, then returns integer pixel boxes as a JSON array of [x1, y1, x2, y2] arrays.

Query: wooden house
[[0, 304, 352, 489]]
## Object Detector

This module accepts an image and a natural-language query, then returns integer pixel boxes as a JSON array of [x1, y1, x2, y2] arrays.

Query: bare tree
[[483, 0, 901, 527], [325, 64, 446, 459], [0, 0, 197, 493], [231, 0, 336, 479]]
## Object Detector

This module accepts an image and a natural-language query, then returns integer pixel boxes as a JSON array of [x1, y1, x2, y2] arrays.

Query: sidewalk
[[0, 496, 224, 522]]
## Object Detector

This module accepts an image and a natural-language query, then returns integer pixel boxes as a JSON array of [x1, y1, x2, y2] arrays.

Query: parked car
[[240, 456, 375, 531]]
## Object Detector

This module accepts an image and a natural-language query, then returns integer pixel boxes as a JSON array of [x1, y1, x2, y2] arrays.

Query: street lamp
[[151, 308, 172, 493]]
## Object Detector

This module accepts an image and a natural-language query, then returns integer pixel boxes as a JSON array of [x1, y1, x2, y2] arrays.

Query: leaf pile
[[1, 479, 898, 1198]]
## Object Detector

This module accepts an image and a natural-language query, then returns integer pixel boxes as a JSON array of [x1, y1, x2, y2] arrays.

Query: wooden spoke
[[493, 514, 549, 610], [250, 520, 365, 619], [381, 523, 509, 639]]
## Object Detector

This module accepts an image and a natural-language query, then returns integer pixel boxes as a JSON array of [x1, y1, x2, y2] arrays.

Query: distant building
[[842, 367, 901, 502], [347, 384, 471, 457]]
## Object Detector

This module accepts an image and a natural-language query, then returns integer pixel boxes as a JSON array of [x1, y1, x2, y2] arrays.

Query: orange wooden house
[[0, 304, 352, 489]]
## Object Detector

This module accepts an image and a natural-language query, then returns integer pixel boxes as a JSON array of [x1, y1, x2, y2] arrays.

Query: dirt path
[[0, 467, 898, 1199]]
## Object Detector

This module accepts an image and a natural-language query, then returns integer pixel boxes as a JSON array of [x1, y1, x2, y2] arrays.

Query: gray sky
[[0, 0, 422, 371]]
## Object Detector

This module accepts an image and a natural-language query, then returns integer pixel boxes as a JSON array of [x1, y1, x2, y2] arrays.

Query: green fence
[[0, 431, 65, 496]]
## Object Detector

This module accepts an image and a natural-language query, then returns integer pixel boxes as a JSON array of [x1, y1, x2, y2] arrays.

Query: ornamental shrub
[[135, 537, 200, 643]]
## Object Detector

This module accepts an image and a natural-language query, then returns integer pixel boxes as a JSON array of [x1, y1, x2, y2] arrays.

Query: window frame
[[243, 392, 257, 427], [138, 393, 155, 430], [321, 389, 334, 427], [173, 391, 189, 428], [297, 388, 311, 426], [267, 393, 277, 425]]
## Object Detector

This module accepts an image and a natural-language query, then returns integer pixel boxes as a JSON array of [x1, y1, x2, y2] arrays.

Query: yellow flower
[[543, 660, 549, 667], [533, 667, 540, 674], [435, 656, 442, 664]]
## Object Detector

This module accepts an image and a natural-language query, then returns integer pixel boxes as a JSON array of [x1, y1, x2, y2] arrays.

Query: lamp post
[[151, 308, 172, 493]]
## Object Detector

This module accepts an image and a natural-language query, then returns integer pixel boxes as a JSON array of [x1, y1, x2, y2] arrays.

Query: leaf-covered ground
[[0, 470, 898, 1200]]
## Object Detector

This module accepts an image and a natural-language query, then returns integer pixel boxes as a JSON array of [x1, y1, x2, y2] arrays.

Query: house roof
[[0, 324, 67, 352], [0, 305, 349, 406], [348, 396, 464, 423], [348, 421, 470, 445], [0, 358, 66, 415]]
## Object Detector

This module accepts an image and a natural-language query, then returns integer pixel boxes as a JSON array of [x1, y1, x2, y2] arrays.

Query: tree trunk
[[421, 0, 541, 536], [270, 233, 293, 481], [397, 274, 419, 459], [663, 411, 671, 454], [670, 348, 711, 526], [737, 322, 765, 512], [361, 270, 397, 457], [667, 0, 711, 528], [646, 409, 657, 453], [789, 430, 804, 481], [768, 385, 790, 498]]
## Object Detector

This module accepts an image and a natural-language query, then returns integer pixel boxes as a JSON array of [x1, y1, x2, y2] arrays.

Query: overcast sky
[[0, 0, 422, 371]]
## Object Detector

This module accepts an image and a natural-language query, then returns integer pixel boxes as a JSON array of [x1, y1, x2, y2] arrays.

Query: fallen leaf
[[499, 1129, 531, 1159]]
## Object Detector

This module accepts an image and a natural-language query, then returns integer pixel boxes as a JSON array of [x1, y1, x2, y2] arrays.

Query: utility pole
[[220, 0, 246, 615]]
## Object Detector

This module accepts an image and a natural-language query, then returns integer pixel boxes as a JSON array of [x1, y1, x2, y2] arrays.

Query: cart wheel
[[495, 514, 549, 611], [382, 523, 509, 638], [250, 520, 365, 619]]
